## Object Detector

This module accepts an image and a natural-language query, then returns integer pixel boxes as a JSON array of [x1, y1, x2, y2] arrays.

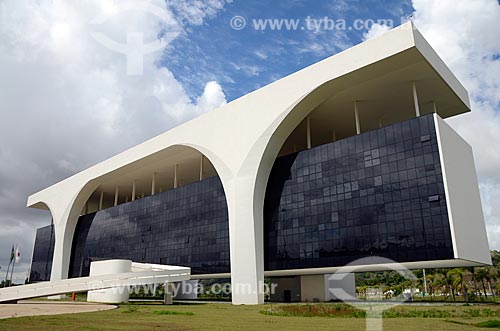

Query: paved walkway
[[0, 300, 116, 319]]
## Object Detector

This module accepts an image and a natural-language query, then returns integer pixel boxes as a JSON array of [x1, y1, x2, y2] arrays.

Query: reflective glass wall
[[69, 176, 229, 277], [30, 114, 454, 280], [29, 224, 55, 282], [264, 114, 453, 271]]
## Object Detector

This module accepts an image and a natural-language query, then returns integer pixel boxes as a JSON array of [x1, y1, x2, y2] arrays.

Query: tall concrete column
[[332, 130, 336, 142], [99, 191, 104, 211], [174, 164, 179, 189], [51, 222, 72, 283], [151, 173, 157, 195], [114, 187, 119, 206], [226, 175, 265, 304], [412, 81, 420, 117], [132, 180, 136, 201], [354, 101, 361, 135], [49, 198, 84, 289], [306, 116, 312, 149], [199, 155, 204, 181], [432, 101, 437, 113]]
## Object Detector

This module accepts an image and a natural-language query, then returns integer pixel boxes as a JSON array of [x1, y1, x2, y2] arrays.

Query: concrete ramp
[[0, 260, 190, 303]]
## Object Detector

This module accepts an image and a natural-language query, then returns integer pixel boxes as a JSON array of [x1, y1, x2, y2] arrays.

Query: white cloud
[[327, 0, 350, 14], [230, 62, 263, 77], [481, 181, 500, 224], [0, 0, 229, 283], [487, 224, 500, 252], [196, 81, 227, 115], [167, 0, 231, 26], [362, 23, 391, 41], [293, 32, 351, 56], [480, 180, 500, 249], [411, 0, 500, 249], [254, 50, 269, 60]]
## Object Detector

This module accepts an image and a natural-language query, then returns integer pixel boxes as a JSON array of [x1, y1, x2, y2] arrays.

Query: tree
[[423, 273, 433, 300], [447, 268, 464, 301], [487, 267, 498, 302], [475, 267, 489, 300]]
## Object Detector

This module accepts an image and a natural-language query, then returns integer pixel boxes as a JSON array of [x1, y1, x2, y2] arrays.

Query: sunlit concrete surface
[[0, 300, 116, 319]]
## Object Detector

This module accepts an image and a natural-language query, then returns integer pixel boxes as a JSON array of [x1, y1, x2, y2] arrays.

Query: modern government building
[[28, 22, 491, 304]]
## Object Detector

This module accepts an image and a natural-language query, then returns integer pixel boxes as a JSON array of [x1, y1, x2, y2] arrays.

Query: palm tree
[[461, 268, 474, 302], [447, 268, 464, 301], [425, 274, 435, 300], [487, 267, 498, 302], [475, 267, 489, 300], [431, 272, 446, 301]]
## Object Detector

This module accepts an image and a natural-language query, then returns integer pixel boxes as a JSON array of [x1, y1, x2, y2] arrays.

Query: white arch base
[[0, 260, 190, 304]]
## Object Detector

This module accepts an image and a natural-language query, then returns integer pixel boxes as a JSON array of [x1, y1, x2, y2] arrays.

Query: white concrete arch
[[233, 81, 348, 305], [28, 143, 232, 286]]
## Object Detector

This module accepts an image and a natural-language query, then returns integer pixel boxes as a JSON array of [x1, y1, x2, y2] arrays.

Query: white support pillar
[[151, 173, 157, 195], [50, 219, 73, 285], [132, 180, 136, 201], [164, 282, 174, 305], [306, 116, 312, 149], [354, 101, 361, 135], [432, 101, 437, 114], [174, 164, 179, 189], [332, 130, 336, 142], [99, 191, 103, 211], [114, 187, 119, 206], [199, 155, 204, 181], [423, 269, 428, 295], [226, 176, 265, 305], [412, 81, 420, 117]]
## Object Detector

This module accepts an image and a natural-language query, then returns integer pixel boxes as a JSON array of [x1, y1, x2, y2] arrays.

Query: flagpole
[[4, 260, 11, 286], [9, 244, 17, 286], [4, 244, 14, 286]]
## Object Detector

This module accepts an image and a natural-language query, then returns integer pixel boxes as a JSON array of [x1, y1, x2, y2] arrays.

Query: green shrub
[[260, 304, 366, 318], [475, 319, 500, 328], [260, 304, 500, 319]]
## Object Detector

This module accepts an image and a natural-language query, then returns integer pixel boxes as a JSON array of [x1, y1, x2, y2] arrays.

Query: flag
[[15, 247, 20, 263], [9, 245, 14, 263]]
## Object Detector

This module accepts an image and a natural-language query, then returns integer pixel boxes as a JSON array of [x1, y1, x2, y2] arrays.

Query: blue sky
[[163, 0, 414, 101]]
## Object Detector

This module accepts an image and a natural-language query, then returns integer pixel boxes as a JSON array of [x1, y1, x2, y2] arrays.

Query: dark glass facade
[[29, 224, 55, 282], [30, 113, 453, 279], [264, 114, 453, 271], [69, 176, 229, 277]]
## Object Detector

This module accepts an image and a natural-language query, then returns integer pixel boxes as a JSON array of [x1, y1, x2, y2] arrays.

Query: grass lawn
[[2, 302, 500, 331]]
